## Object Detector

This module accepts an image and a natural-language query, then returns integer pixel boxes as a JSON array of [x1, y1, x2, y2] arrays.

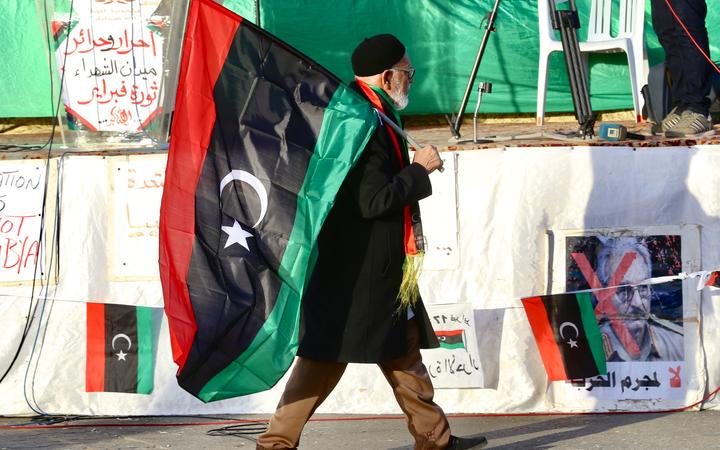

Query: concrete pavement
[[2, 410, 719, 449]]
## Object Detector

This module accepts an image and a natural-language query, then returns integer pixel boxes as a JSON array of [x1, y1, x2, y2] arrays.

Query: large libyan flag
[[159, 0, 377, 402]]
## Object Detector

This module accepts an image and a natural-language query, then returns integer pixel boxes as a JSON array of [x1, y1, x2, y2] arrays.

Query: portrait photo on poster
[[547, 226, 702, 405], [565, 234, 684, 363]]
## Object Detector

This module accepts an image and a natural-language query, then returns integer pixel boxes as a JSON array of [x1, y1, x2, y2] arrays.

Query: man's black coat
[[297, 82, 440, 363]]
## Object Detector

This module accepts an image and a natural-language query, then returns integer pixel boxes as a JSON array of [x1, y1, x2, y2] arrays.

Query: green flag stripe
[[198, 85, 376, 401], [136, 306, 154, 394], [576, 292, 607, 375], [439, 342, 465, 350]]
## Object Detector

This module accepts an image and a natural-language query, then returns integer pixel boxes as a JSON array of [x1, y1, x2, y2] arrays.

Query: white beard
[[389, 83, 409, 110]]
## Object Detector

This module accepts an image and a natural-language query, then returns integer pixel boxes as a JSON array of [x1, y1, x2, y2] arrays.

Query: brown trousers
[[256, 319, 451, 450]]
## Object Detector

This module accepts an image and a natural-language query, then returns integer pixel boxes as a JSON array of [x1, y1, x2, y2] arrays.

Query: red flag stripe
[[435, 329, 463, 337], [706, 272, 719, 287], [159, 0, 241, 370], [522, 296, 568, 381], [354, 80, 417, 255], [86, 303, 105, 392]]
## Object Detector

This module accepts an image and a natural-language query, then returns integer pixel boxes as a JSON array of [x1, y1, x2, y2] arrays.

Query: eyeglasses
[[393, 66, 416, 81], [614, 285, 651, 303]]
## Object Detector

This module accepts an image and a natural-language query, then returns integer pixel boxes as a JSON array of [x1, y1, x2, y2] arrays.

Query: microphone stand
[[445, 0, 501, 140]]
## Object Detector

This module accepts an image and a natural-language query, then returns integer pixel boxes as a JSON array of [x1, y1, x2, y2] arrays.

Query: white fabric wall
[[1, 145, 720, 415]]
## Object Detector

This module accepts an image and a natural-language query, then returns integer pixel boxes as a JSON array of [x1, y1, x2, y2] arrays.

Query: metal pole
[[375, 109, 444, 172], [473, 83, 489, 143], [375, 109, 422, 148]]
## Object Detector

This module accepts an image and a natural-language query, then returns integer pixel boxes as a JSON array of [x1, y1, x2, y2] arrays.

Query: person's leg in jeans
[[256, 358, 347, 450], [651, 0, 711, 115]]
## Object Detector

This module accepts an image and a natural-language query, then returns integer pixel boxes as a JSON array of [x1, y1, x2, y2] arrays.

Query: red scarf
[[356, 79, 420, 256]]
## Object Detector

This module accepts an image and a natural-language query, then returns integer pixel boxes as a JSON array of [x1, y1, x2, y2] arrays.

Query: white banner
[[4, 146, 720, 415]]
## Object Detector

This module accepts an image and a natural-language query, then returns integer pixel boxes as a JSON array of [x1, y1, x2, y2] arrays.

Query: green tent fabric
[[0, 2, 55, 118], [2, 0, 718, 117]]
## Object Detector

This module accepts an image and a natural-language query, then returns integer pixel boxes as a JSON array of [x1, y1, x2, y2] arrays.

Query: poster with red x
[[546, 226, 703, 410]]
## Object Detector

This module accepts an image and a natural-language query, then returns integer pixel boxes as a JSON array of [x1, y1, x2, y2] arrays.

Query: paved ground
[[2, 410, 719, 449]]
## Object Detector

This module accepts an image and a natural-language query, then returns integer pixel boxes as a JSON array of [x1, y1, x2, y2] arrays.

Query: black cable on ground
[[206, 421, 268, 438]]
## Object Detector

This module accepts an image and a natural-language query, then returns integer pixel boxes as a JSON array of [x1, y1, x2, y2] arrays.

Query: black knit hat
[[351, 34, 406, 77]]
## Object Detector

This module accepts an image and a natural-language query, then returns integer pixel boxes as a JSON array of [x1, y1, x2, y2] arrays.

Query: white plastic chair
[[536, 0, 648, 125]]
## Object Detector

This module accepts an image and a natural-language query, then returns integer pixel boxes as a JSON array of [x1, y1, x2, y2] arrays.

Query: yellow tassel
[[397, 252, 424, 311]]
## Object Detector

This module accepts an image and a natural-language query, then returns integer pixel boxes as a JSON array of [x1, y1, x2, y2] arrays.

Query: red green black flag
[[436, 330, 465, 350], [522, 292, 607, 381], [159, 0, 377, 402], [705, 271, 720, 288], [86, 303, 155, 394]]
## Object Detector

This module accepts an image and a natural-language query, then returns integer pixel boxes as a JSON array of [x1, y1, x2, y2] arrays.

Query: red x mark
[[571, 251, 641, 358]]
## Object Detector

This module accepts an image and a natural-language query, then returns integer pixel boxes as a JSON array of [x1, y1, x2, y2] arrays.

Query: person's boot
[[446, 434, 488, 449]]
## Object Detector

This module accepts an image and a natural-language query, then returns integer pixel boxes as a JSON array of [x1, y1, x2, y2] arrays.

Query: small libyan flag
[[86, 303, 156, 394], [436, 330, 465, 349], [705, 271, 720, 288], [521, 292, 606, 381]]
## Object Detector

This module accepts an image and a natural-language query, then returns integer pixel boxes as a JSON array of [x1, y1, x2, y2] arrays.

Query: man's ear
[[381, 70, 393, 89]]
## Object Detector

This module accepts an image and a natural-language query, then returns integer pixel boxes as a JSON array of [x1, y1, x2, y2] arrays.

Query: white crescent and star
[[219, 170, 269, 251], [111, 333, 132, 362], [559, 322, 580, 349]]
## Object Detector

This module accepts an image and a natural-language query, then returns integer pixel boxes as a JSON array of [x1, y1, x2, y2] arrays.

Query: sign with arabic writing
[[53, 0, 166, 132], [421, 303, 484, 388], [418, 152, 459, 270], [548, 226, 702, 408], [0, 163, 46, 283], [565, 362, 685, 399], [109, 155, 164, 279]]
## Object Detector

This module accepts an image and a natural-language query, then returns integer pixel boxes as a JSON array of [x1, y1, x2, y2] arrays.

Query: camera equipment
[[548, 0, 595, 138], [598, 123, 646, 141]]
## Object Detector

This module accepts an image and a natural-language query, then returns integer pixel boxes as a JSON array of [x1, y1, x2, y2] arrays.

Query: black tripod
[[549, 0, 595, 138]]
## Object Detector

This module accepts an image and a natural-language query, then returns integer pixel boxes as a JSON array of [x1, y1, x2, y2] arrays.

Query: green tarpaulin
[[1, 0, 718, 117]]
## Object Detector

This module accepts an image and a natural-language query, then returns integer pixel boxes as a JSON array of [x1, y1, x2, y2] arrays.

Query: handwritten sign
[[0, 163, 45, 283], [54, 0, 165, 132], [418, 153, 459, 270], [110, 155, 164, 279], [421, 302, 484, 388]]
